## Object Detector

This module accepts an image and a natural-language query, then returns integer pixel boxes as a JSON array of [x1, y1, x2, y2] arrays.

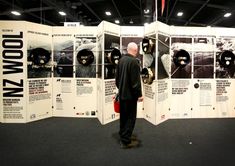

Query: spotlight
[[177, 12, 183, 17], [58, 11, 66, 16], [11, 11, 21, 16], [224, 13, 232, 17]]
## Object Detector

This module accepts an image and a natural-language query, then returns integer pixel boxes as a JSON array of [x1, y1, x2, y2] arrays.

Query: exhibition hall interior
[[1, 0, 235, 166]]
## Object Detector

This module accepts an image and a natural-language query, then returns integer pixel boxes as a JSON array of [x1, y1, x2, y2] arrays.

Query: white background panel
[[170, 79, 192, 118], [216, 79, 235, 117], [52, 78, 76, 117], [143, 83, 156, 125], [27, 78, 53, 122], [156, 79, 170, 124], [191, 79, 216, 118], [102, 79, 119, 124], [74, 78, 97, 118], [0, 21, 27, 123]]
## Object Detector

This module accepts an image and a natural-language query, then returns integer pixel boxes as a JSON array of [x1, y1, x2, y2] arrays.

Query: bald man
[[115, 42, 143, 149]]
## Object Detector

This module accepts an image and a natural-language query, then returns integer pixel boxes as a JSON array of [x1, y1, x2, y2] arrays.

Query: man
[[115, 42, 143, 149], [57, 51, 73, 77]]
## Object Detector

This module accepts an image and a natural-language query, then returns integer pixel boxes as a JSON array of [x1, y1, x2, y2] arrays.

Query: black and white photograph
[[104, 34, 120, 79], [194, 52, 214, 78], [142, 35, 156, 84], [75, 37, 96, 78], [171, 37, 192, 78], [216, 38, 235, 78], [53, 40, 74, 78], [27, 43, 52, 78], [158, 34, 170, 79]]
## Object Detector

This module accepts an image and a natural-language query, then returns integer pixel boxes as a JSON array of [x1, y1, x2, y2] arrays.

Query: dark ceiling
[[0, 0, 235, 27]]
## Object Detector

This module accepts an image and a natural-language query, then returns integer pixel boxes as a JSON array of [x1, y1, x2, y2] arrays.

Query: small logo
[[30, 114, 36, 119]]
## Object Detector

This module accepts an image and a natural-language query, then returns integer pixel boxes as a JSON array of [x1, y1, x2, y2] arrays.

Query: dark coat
[[115, 54, 142, 100]]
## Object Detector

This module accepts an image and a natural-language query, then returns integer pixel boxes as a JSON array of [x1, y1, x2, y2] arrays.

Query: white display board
[[1, 20, 235, 124], [191, 33, 216, 118], [0, 21, 27, 123], [97, 21, 120, 124], [156, 28, 171, 124], [213, 28, 235, 118], [74, 27, 97, 118], [26, 22, 53, 122], [169, 30, 193, 119], [52, 27, 75, 116], [142, 22, 157, 124], [52, 26, 98, 118]]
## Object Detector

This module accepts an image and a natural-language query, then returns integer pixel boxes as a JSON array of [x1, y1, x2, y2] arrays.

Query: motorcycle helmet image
[[173, 49, 190, 67], [77, 49, 94, 66], [141, 67, 155, 84], [106, 48, 121, 65], [142, 37, 155, 54], [29, 47, 51, 66], [219, 50, 235, 67]]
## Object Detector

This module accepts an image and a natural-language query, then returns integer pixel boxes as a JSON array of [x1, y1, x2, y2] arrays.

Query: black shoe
[[120, 140, 139, 149]]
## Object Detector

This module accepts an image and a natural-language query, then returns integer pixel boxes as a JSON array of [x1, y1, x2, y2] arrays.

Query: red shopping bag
[[113, 93, 120, 113]]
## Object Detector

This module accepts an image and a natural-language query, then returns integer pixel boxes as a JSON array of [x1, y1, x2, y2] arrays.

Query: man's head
[[127, 42, 138, 57]]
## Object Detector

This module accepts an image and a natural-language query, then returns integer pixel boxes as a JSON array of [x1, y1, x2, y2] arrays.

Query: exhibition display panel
[[1, 20, 235, 124]]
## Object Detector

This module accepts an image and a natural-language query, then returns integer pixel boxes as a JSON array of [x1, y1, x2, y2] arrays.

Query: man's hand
[[138, 96, 144, 102]]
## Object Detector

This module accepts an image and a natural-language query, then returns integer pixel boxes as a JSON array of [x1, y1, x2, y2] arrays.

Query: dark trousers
[[119, 99, 137, 144]]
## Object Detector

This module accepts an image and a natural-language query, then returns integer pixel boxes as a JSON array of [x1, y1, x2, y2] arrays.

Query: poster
[[52, 27, 75, 117], [170, 36, 192, 118], [74, 27, 97, 117], [96, 21, 120, 124], [142, 32, 157, 124], [53, 27, 74, 78], [26, 22, 53, 122], [0, 21, 27, 123], [191, 36, 216, 118]]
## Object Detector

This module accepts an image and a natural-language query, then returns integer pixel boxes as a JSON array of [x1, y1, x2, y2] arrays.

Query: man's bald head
[[127, 42, 138, 57]]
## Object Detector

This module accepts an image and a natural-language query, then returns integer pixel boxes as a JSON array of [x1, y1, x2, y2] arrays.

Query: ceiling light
[[177, 12, 183, 17], [115, 20, 120, 24], [105, 11, 111, 16], [11, 11, 21, 16], [71, 5, 77, 9], [58, 11, 66, 16], [129, 19, 133, 24], [224, 13, 232, 17]]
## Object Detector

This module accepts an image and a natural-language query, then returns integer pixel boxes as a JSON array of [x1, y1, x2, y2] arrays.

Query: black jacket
[[115, 54, 142, 100]]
